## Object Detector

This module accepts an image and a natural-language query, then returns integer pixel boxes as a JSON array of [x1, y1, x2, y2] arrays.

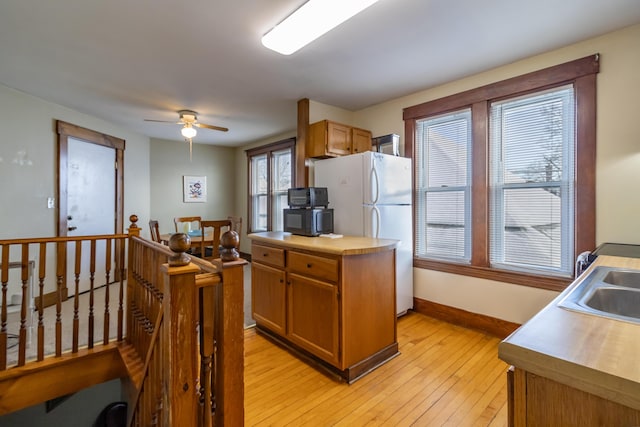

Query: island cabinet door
[[287, 273, 340, 367], [251, 262, 287, 336]]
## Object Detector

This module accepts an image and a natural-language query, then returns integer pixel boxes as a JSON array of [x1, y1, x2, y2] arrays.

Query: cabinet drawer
[[252, 244, 285, 268], [289, 251, 338, 282]]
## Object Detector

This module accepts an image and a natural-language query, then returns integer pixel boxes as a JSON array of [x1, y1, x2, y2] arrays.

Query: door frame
[[47, 121, 125, 308], [56, 120, 125, 237]]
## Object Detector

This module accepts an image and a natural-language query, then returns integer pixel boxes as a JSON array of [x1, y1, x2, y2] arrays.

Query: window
[[404, 55, 598, 291], [416, 109, 472, 261], [247, 138, 295, 233], [489, 86, 575, 276]]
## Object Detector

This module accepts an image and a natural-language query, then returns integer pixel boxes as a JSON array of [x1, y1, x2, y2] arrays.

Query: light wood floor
[[244, 311, 509, 426]]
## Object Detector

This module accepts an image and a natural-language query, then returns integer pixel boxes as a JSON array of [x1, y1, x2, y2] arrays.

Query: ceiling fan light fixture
[[181, 124, 197, 139], [261, 0, 381, 55]]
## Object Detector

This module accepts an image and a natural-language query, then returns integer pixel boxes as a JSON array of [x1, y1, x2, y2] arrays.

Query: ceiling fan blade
[[144, 119, 182, 124], [195, 123, 229, 132]]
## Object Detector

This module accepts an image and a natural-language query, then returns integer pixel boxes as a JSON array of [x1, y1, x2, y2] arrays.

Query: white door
[[363, 204, 414, 315], [363, 152, 412, 206], [66, 137, 116, 292]]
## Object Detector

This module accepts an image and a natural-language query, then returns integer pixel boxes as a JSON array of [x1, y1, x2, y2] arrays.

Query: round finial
[[221, 230, 240, 249], [168, 233, 191, 266], [220, 230, 240, 262], [129, 214, 139, 229]]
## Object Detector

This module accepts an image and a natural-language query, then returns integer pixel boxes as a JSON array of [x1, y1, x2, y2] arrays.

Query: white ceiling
[[1, 0, 639, 147]]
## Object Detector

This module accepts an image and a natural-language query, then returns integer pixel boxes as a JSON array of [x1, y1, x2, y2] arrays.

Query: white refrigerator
[[314, 151, 413, 315]]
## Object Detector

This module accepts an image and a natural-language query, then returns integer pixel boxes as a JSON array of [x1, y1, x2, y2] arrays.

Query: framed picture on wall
[[183, 175, 207, 203]]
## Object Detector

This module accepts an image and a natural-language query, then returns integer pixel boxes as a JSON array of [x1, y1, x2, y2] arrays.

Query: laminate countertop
[[247, 232, 398, 256], [499, 255, 640, 410]]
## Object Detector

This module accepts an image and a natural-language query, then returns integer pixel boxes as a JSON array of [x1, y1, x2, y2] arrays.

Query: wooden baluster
[[55, 241, 65, 357], [88, 239, 96, 349], [17, 243, 29, 366], [72, 240, 81, 353], [117, 237, 125, 341], [199, 284, 215, 427], [1, 243, 9, 370], [37, 242, 46, 361], [104, 238, 111, 344]]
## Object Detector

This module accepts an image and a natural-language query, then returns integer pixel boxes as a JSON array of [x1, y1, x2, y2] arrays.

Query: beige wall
[[149, 138, 236, 236], [238, 23, 640, 324], [353, 23, 640, 324]]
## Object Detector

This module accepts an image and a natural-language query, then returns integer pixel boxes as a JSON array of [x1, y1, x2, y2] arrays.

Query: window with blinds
[[416, 109, 472, 261], [489, 85, 575, 276], [247, 138, 294, 233]]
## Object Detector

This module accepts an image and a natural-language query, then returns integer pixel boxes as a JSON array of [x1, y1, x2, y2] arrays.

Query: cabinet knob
[[280, 279, 284, 283], [263, 253, 268, 257], [307, 263, 312, 268]]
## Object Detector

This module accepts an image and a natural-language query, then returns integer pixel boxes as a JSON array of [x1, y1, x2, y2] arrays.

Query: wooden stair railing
[[0, 215, 246, 426], [126, 230, 246, 426]]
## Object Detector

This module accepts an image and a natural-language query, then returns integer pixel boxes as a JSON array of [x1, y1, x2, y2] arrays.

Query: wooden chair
[[173, 216, 202, 233], [227, 216, 242, 238], [199, 219, 232, 261], [149, 220, 162, 243]]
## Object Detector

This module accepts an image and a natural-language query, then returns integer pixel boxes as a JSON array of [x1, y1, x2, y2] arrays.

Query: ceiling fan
[[145, 110, 228, 159]]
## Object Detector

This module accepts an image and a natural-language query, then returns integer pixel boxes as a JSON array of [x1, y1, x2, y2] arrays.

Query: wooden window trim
[[246, 138, 296, 233], [404, 55, 599, 292]]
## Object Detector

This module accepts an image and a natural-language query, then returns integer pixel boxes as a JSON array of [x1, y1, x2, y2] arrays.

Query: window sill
[[414, 258, 572, 292]]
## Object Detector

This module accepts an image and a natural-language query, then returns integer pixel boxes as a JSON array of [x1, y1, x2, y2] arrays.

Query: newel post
[[214, 232, 247, 426], [161, 235, 200, 427]]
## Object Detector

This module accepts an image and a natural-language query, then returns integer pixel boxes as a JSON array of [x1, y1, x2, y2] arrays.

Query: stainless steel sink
[[558, 266, 640, 324], [602, 270, 640, 289]]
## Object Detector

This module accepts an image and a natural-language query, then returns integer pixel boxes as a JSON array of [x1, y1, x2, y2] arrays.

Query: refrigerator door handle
[[373, 206, 381, 238], [371, 165, 380, 204]]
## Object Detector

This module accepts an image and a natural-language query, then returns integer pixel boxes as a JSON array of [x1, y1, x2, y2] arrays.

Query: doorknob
[[68, 226, 77, 231]]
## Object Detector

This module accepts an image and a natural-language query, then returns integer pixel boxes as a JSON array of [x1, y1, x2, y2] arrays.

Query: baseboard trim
[[412, 297, 520, 339], [35, 287, 69, 310]]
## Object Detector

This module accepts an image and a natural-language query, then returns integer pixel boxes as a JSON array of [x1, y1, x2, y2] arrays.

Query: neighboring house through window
[[247, 138, 295, 233], [404, 55, 598, 291]]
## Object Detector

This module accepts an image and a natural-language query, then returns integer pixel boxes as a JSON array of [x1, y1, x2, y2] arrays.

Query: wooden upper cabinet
[[351, 127, 373, 154], [307, 120, 372, 158]]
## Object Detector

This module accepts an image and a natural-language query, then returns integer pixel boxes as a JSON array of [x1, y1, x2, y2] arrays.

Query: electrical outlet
[[47, 197, 55, 209]]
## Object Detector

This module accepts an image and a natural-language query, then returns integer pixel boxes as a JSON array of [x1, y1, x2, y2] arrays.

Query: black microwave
[[283, 208, 334, 237], [287, 187, 329, 208]]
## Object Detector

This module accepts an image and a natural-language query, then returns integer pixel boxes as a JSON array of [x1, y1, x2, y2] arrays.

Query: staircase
[[0, 215, 246, 425]]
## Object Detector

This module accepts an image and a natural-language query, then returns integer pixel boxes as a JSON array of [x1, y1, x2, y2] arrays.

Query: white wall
[[149, 138, 236, 236], [349, 23, 640, 324]]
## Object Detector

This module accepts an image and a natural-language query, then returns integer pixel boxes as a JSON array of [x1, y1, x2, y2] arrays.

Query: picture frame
[[183, 175, 207, 203]]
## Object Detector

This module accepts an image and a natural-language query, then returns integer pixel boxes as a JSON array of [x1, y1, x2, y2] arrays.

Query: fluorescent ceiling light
[[262, 0, 381, 55]]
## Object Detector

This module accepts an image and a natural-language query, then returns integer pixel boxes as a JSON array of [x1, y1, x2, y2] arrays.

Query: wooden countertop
[[499, 255, 640, 410], [248, 231, 398, 256]]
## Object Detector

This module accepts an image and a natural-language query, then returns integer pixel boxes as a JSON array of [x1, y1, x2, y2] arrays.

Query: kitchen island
[[499, 255, 640, 425], [248, 231, 399, 383]]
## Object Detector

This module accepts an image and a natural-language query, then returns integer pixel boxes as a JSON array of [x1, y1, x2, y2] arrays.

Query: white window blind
[[489, 85, 575, 276], [271, 148, 292, 231], [250, 153, 268, 232], [416, 109, 472, 261]]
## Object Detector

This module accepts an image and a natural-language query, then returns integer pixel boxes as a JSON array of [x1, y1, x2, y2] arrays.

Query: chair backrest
[[227, 216, 242, 247], [149, 220, 161, 243], [199, 219, 232, 260], [173, 216, 202, 233]]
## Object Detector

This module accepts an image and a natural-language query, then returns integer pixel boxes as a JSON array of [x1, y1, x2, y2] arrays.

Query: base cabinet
[[251, 239, 397, 382], [287, 273, 339, 366], [508, 367, 640, 426]]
